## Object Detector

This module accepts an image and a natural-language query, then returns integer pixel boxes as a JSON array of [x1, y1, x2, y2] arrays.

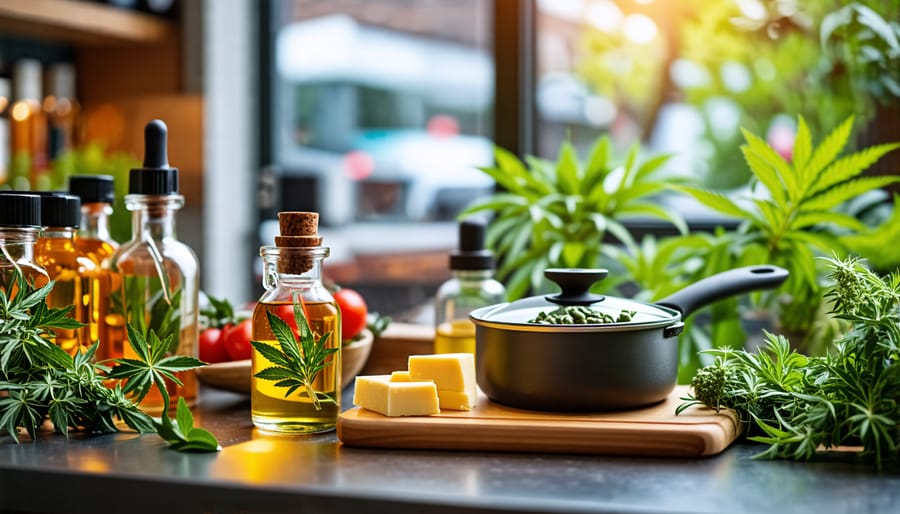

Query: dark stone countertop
[[1, 386, 899, 514]]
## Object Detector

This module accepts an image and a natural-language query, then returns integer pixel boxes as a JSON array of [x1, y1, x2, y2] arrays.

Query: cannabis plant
[[460, 137, 686, 299], [674, 114, 900, 346], [679, 256, 900, 469]]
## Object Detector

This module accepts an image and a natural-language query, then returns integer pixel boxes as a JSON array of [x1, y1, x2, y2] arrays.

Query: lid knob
[[544, 268, 607, 306]]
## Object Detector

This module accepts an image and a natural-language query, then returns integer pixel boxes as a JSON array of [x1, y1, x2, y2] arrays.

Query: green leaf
[[175, 395, 194, 435], [632, 153, 672, 185], [790, 211, 869, 232], [582, 136, 612, 194], [793, 116, 813, 178], [803, 116, 854, 186], [801, 176, 900, 212], [616, 202, 688, 235], [740, 141, 786, 206], [555, 141, 580, 194], [458, 194, 528, 218], [807, 143, 900, 196], [670, 185, 755, 220]]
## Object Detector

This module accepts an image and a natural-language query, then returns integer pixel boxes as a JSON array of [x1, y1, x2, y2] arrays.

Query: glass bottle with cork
[[109, 120, 199, 410], [434, 219, 505, 355], [0, 193, 48, 294], [251, 211, 341, 434], [69, 175, 118, 360], [33, 192, 101, 356]]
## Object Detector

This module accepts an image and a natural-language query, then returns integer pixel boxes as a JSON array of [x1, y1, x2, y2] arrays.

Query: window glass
[[535, 0, 899, 190], [270, 0, 494, 225]]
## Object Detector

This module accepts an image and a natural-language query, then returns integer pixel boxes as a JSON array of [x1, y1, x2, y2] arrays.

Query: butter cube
[[437, 390, 477, 411], [353, 375, 440, 416], [408, 353, 476, 398], [390, 371, 412, 382]]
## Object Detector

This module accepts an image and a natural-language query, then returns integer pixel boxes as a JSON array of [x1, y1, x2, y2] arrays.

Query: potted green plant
[[459, 136, 686, 299]]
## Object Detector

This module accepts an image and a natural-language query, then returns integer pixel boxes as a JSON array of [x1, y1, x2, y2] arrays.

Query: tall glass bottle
[[434, 219, 506, 355], [0, 193, 48, 294], [109, 120, 199, 411], [69, 175, 118, 360], [252, 244, 341, 434], [33, 193, 101, 356]]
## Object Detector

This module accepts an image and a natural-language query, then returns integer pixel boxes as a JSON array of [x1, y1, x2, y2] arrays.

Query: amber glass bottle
[[34, 193, 100, 356], [69, 175, 119, 360], [252, 239, 341, 434], [0, 193, 49, 293], [109, 120, 199, 412]]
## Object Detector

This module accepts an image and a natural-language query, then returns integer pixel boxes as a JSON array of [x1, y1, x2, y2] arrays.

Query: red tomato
[[334, 288, 368, 341], [198, 328, 229, 363], [222, 319, 253, 361], [274, 304, 300, 333]]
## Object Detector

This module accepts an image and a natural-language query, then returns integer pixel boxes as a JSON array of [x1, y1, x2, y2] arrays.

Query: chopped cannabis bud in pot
[[529, 305, 636, 324]]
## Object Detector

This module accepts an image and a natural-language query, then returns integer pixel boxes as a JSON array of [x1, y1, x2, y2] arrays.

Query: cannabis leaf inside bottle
[[251, 306, 339, 411]]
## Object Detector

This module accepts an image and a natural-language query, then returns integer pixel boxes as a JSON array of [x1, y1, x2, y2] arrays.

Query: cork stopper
[[275, 211, 322, 273], [279, 211, 319, 237]]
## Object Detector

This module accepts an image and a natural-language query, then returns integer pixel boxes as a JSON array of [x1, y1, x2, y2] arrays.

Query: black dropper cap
[[128, 119, 179, 195], [37, 193, 81, 228], [449, 219, 494, 271], [0, 194, 41, 228], [69, 175, 115, 204]]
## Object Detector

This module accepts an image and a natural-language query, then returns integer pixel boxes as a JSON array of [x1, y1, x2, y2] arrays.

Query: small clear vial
[[434, 220, 505, 355], [0, 193, 49, 293]]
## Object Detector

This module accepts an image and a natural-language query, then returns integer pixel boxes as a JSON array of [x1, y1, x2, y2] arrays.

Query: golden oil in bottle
[[251, 300, 340, 433], [252, 213, 341, 434], [33, 193, 100, 356], [434, 220, 505, 357], [70, 175, 120, 361], [434, 319, 477, 354]]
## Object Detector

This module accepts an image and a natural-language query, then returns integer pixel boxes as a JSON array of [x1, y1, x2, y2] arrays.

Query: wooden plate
[[196, 329, 374, 394]]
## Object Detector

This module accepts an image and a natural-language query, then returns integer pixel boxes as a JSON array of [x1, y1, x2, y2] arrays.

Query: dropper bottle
[[434, 219, 505, 355], [109, 119, 199, 411]]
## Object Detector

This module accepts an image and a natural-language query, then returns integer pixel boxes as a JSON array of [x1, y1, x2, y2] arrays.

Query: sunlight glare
[[623, 14, 658, 45]]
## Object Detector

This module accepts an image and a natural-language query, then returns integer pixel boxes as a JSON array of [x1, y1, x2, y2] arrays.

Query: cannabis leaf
[[107, 324, 203, 404], [679, 256, 900, 469], [672, 115, 900, 338], [251, 303, 338, 411], [106, 324, 219, 452], [0, 268, 217, 451]]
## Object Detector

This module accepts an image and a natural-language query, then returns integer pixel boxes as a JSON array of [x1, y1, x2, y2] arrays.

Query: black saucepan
[[469, 265, 788, 411]]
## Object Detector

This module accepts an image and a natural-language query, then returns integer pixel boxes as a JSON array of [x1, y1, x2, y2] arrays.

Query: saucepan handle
[[655, 265, 789, 319]]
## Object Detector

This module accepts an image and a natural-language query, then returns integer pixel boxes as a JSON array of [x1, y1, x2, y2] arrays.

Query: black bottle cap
[[129, 119, 179, 195], [69, 175, 115, 204], [38, 193, 81, 228], [0, 193, 41, 228], [449, 219, 494, 271]]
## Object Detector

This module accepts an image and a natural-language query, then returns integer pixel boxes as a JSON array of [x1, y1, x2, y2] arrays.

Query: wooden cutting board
[[337, 386, 740, 457]]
